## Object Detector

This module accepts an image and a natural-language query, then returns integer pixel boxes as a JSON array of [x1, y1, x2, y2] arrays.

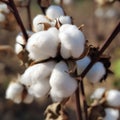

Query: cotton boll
[[50, 88, 64, 102], [50, 61, 77, 101], [28, 79, 50, 98], [106, 90, 120, 107], [59, 16, 72, 24], [76, 56, 91, 75], [103, 108, 119, 120], [46, 5, 64, 20], [91, 87, 106, 100], [0, 13, 5, 22], [0, 3, 10, 14], [33, 14, 51, 32], [6, 82, 24, 104], [59, 26, 85, 59], [76, 57, 106, 83], [86, 62, 106, 83], [23, 94, 34, 104], [21, 61, 56, 86], [26, 31, 59, 60], [59, 24, 78, 33]]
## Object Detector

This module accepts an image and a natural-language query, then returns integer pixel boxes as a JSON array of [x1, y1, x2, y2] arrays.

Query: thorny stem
[[77, 21, 120, 120], [75, 82, 83, 120], [7, 0, 28, 43]]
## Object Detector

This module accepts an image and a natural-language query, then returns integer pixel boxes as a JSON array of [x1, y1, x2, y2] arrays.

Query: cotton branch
[[76, 21, 120, 120]]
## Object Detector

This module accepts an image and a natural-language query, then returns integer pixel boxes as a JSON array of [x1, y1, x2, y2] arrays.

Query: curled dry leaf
[[44, 102, 69, 120], [88, 104, 105, 120]]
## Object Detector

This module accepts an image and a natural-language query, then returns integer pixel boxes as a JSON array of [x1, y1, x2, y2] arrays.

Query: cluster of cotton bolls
[[6, 5, 86, 103], [90, 88, 120, 120], [6, 4, 111, 104], [0, 2, 10, 23]]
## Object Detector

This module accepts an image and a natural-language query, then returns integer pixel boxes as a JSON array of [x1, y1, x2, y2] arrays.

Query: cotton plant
[[1, 0, 119, 120]]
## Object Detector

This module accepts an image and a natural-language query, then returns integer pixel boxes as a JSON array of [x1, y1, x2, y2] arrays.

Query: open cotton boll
[[0, 13, 5, 22], [76, 56, 91, 75], [46, 5, 64, 20], [23, 94, 34, 104], [6, 82, 24, 104], [103, 108, 119, 120], [59, 24, 78, 33], [106, 90, 120, 107], [15, 43, 24, 54], [28, 80, 50, 98], [20, 61, 56, 86], [86, 62, 106, 83], [0, 3, 10, 14], [91, 87, 106, 100], [26, 31, 59, 60], [58, 16, 72, 25], [50, 88, 64, 102], [50, 61, 77, 100], [59, 26, 85, 59], [33, 14, 51, 32], [76, 56, 106, 83]]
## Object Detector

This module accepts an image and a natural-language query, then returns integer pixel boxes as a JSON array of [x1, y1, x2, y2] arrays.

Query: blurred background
[[0, 0, 120, 120]]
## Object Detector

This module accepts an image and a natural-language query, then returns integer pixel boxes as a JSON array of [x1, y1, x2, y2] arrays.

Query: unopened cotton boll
[[106, 90, 120, 107], [76, 56, 106, 83], [91, 87, 106, 100], [46, 5, 64, 20], [0, 3, 10, 14], [33, 14, 51, 32], [6, 82, 24, 104], [0, 13, 5, 22], [26, 30, 59, 60], [21, 61, 56, 86], [103, 108, 119, 120], [28, 79, 50, 98], [59, 25, 85, 59], [50, 61, 77, 101]]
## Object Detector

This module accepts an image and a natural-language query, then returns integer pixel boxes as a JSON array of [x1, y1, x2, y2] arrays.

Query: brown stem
[[26, 0, 32, 30], [8, 0, 28, 43], [37, 0, 46, 14], [75, 82, 83, 120]]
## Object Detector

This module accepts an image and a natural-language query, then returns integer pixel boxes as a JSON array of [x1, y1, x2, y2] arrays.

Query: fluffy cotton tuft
[[23, 94, 34, 104], [26, 30, 59, 61], [6, 82, 24, 104], [15, 31, 33, 54], [33, 14, 51, 32], [76, 56, 91, 75], [46, 5, 64, 20], [59, 16, 72, 24], [77, 57, 106, 83], [86, 62, 106, 83], [59, 24, 85, 59], [91, 87, 106, 100], [50, 61, 77, 102], [20, 61, 56, 86], [106, 90, 120, 107], [0, 13, 5, 22], [28, 79, 50, 98], [103, 108, 119, 120]]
